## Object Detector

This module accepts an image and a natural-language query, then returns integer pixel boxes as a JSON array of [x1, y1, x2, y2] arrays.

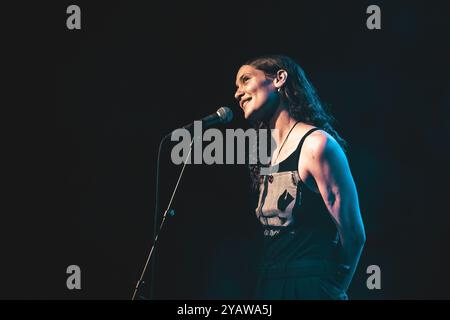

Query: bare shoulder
[[306, 130, 337, 155], [300, 128, 345, 166], [297, 128, 349, 193]]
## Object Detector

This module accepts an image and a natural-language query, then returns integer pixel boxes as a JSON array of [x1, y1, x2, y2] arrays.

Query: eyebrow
[[235, 73, 251, 87]]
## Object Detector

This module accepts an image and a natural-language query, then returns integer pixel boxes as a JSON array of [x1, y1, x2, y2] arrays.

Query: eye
[[242, 76, 250, 83]]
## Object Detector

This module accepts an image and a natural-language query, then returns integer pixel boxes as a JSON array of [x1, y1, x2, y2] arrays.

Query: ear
[[273, 69, 288, 89]]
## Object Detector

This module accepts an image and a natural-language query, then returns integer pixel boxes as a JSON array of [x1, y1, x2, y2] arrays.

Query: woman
[[234, 55, 366, 299]]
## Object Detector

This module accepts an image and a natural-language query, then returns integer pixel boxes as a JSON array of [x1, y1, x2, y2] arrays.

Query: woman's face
[[234, 65, 279, 121]]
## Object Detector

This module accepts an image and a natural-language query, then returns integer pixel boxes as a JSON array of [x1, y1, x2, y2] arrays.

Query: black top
[[255, 128, 341, 268]]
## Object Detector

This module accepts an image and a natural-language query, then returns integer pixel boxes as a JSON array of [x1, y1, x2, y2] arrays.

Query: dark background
[[5, 0, 449, 299]]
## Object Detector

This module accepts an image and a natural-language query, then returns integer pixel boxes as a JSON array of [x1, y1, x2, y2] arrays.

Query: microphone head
[[216, 107, 233, 124]]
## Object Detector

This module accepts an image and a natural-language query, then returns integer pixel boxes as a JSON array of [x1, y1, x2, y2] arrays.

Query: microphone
[[140, 106, 233, 300], [176, 107, 233, 132]]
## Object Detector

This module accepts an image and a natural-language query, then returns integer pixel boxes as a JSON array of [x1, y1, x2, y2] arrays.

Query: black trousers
[[254, 259, 349, 300]]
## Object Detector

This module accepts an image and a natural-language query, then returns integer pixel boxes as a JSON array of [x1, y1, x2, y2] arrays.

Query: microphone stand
[[131, 133, 195, 300]]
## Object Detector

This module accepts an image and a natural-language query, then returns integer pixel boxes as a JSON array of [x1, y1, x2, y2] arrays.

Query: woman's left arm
[[304, 131, 366, 291]]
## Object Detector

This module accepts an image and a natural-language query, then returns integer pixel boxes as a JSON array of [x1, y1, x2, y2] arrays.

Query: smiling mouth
[[241, 98, 252, 109]]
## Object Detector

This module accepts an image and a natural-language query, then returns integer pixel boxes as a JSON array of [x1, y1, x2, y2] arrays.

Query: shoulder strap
[[295, 127, 321, 158], [276, 127, 320, 172]]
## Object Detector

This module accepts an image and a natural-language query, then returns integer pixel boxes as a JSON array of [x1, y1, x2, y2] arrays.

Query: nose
[[234, 87, 244, 102]]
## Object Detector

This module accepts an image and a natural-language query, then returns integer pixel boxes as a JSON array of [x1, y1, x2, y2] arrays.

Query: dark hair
[[243, 54, 348, 191]]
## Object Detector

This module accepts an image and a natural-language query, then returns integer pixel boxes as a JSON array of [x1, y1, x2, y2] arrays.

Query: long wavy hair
[[244, 54, 348, 191]]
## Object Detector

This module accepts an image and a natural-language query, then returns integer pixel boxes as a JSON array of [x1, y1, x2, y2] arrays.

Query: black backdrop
[[5, 0, 449, 299]]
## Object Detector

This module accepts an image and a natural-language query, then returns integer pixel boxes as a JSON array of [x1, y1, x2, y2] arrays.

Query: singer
[[234, 55, 366, 299]]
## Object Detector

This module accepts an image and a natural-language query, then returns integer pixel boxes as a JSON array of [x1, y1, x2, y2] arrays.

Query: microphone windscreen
[[217, 107, 233, 123]]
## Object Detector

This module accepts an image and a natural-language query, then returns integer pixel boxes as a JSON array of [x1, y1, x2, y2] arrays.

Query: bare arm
[[301, 131, 366, 291]]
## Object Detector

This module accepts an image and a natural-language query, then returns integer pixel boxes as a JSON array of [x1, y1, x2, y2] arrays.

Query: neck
[[268, 106, 298, 146]]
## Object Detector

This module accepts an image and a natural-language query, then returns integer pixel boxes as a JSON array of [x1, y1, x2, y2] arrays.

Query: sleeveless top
[[255, 128, 341, 267]]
